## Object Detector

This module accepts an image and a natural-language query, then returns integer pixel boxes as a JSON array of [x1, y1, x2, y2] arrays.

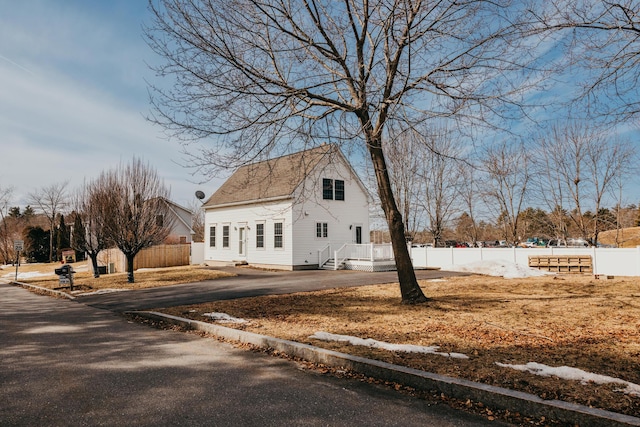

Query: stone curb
[[10, 281, 76, 300], [129, 311, 640, 427]]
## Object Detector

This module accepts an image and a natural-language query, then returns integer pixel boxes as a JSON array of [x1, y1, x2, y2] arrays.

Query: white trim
[[205, 195, 292, 210]]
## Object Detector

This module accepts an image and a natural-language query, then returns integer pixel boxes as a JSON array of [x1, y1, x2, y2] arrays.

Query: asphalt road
[[80, 267, 467, 312], [1, 283, 505, 426]]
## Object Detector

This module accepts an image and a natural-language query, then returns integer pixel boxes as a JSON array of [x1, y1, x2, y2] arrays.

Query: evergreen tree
[[8, 206, 21, 218], [71, 213, 86, 262], [25, 226, 49, 263], [56, 215, 70, 260]]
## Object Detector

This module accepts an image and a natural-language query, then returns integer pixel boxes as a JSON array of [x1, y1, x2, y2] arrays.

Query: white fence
[[410, 246, 640, 276], [191, 242, 205, 265]]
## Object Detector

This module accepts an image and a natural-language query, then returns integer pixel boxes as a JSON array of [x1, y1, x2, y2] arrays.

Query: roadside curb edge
[[128, 310, 640, 427], [10, 281, 76, 300]]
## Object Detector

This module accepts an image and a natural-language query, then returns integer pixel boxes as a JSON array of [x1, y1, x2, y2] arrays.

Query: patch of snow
[[309, 331, 469, 359], [442, 260, 550, 279], [496, 362, 640, 397], [1, 271, 53, 280], [427, 278, 447, 282], [203, 312, 248, 324], [74, 289, 131, 296]]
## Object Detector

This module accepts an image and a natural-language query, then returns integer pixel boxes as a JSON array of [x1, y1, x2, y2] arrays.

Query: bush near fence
[[96, 244, 191, 273]]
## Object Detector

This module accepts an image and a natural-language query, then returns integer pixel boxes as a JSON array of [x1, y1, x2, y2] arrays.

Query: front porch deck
[[319, 243, 396, 272]]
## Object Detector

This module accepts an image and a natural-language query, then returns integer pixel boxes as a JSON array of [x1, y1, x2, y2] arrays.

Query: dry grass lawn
[[8, 262, 234, 290], [599, 226, 640, 247], [160, 274, 640, 418], [8, 262, 639, 418]]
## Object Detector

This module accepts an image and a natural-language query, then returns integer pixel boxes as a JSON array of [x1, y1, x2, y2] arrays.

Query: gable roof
[[159, 197, 195, 236], [203, 144, 352, 208]]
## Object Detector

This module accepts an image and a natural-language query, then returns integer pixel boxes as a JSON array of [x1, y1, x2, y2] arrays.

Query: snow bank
[[203, 312, 248, 324], [309, 331, 468, 359], [1, 271, 53, 280], [496, 362, 640, 397], [443, 259, 550, 279]]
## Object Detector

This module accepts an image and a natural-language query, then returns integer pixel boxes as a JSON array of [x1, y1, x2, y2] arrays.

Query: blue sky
[[1, 1, 639, 216], [0, 0, 216, 209]]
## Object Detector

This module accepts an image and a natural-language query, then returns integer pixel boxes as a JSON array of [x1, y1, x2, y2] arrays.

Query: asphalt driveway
[[80, 267, 467, 312], [1, 282, 502, 426]]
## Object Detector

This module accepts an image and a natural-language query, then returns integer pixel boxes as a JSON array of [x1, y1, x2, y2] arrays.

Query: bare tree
[[187, 199, 205, 242], [101, 158, 174, 283], [585, 134, 636, 245], [145, 0, 540, 303], [383, 127, 425, 241], [532, 1, 640, 121], [28, 182, 68, 263], [533, 122, 636, 245], [415, 127, 464, 247], [457, 163, 483, 245], [0, 185, 14, 264], [481, 140, 530, 246], [531, 129, 571, 242], [71, 180, 112, 278]]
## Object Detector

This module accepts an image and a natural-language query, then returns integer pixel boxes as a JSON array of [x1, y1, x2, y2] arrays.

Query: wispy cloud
[[0, 1, 207, 207]]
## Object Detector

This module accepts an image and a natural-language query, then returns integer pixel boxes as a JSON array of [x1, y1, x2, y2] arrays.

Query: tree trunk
[[368, 140, 428, 304], [89, 252, 100, 278], [126, 253, 135, 283]]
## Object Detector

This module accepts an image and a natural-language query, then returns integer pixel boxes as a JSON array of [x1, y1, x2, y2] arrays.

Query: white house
[[202, 144, 370, 270], [159, 198, 195, 244]]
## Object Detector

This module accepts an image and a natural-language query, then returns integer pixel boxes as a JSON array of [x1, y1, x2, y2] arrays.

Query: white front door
[[238, 227, 246, 257]]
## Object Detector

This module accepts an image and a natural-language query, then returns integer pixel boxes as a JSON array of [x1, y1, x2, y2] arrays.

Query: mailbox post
[[54, 264, 75, 291], [13, 240, 24, 281]]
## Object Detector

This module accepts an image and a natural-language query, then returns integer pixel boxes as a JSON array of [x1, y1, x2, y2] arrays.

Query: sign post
[[13, 240, 24, 281]]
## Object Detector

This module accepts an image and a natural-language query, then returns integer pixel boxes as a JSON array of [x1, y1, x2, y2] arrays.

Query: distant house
[[158, 198, 195, 244], [96, 198, 194, 272], [202, 144, 370, 270]]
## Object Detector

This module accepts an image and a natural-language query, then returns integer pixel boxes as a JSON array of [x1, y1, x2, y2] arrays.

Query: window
[[156, 214, 164, 227], [209, 226, 216, 248], [222, 225, 230, 248], [334, 180, 345, 201], [256, 223, 264, 248], [274, 222, 283, 249], [316, 222, 328, 238], [322, 178, 345, 201], [323, 178, 333, 200]]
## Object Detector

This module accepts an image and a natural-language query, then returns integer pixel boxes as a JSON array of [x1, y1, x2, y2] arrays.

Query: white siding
[[204, 149, 370, 269], [291, 153, 370, 266], [204, 200, 294, 267]]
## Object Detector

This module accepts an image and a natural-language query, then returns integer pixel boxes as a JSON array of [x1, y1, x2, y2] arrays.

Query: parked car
[[547, 239, 568, 248]]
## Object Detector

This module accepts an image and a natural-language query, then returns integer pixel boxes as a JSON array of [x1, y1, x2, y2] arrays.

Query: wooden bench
[[528, 255, 593, 274]]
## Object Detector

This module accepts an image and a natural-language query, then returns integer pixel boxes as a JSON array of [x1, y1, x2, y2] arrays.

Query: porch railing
[[318, 243, 394, 268], [318, 243, 331, 267], [334, 243, 349, 270]]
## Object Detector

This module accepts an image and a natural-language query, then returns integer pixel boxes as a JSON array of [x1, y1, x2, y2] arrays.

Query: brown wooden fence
[[528, 255, 593, 274], [97, 244, 191, 273]]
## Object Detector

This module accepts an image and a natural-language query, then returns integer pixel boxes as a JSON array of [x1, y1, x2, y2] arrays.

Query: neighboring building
[[159, 198, 195, 244], [202, 144, 370, 270], [96, 198, 194, 272]]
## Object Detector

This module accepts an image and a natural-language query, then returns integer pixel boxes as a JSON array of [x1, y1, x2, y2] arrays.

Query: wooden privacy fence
[[97, 244, 191, 273]]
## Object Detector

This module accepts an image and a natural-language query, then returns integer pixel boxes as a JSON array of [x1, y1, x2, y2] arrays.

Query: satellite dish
[[195, 190, 206, 200]]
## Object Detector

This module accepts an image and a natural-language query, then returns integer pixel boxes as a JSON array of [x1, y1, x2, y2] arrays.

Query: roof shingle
[[203, 145, 338, 207]]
